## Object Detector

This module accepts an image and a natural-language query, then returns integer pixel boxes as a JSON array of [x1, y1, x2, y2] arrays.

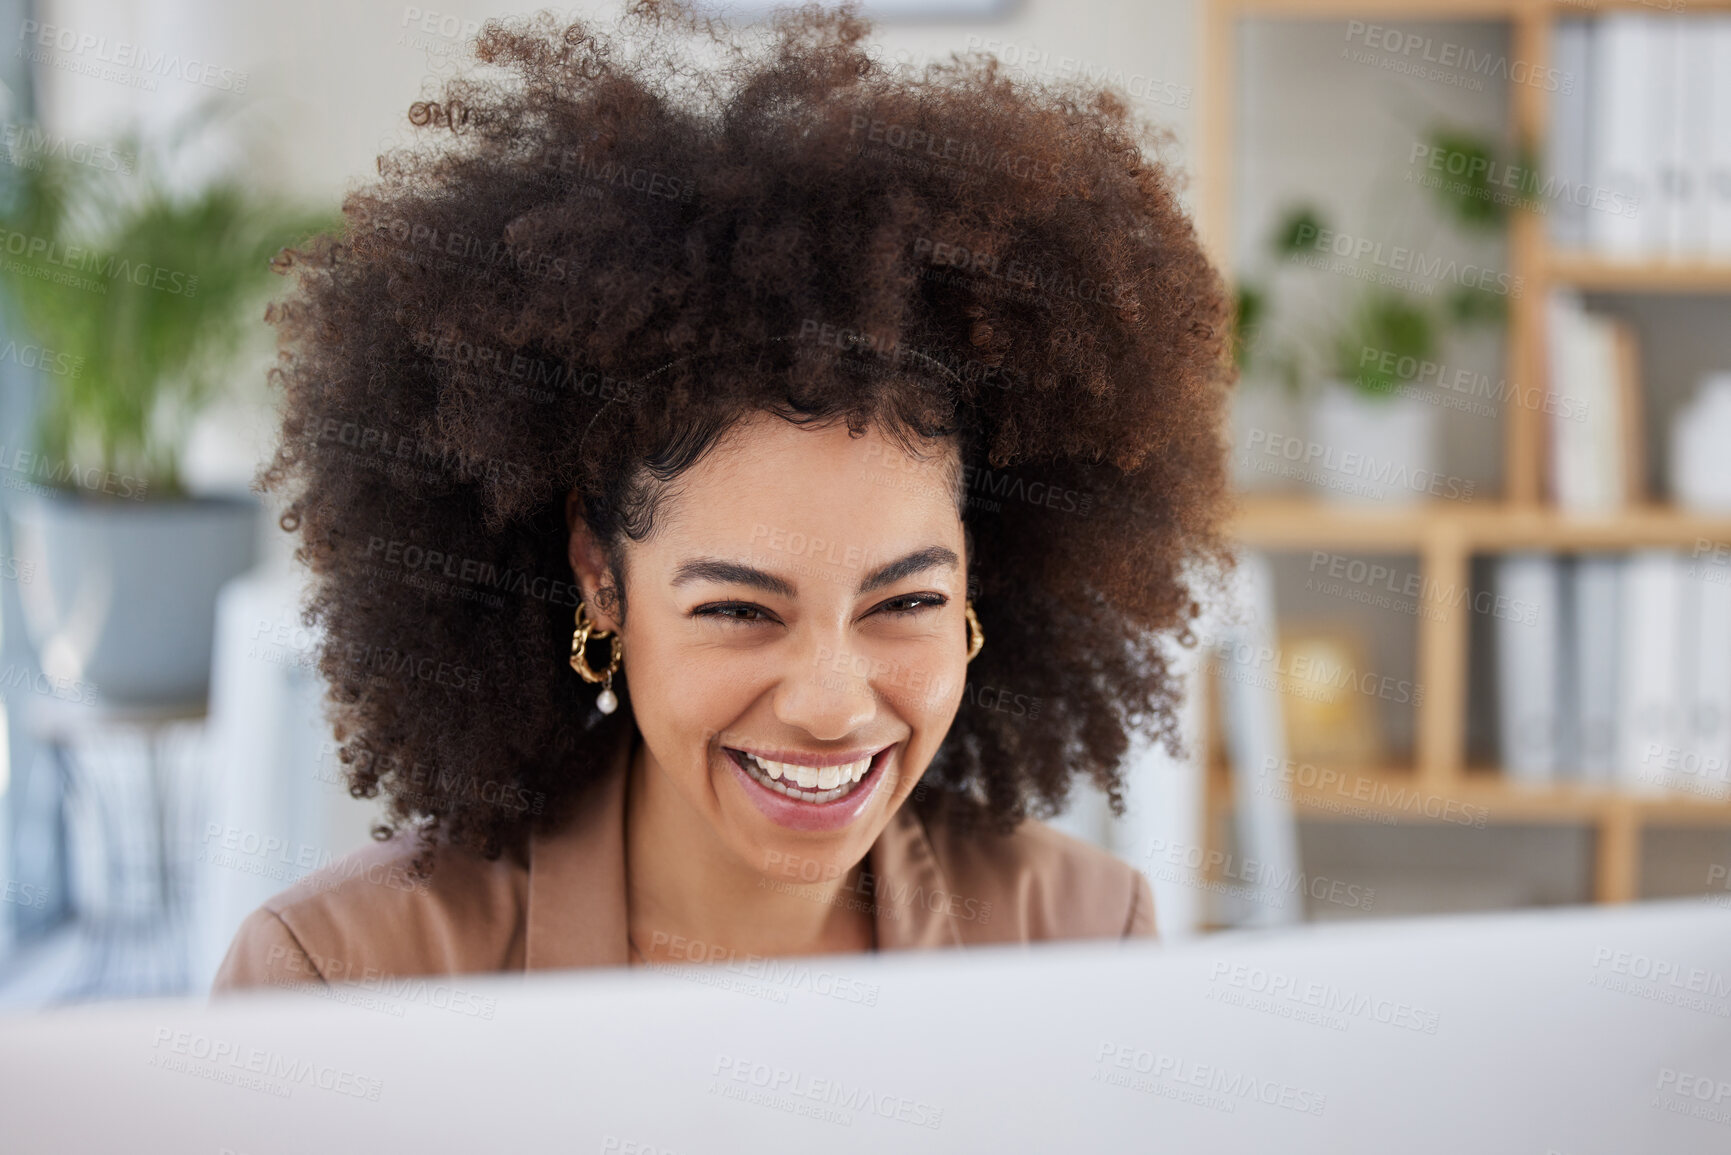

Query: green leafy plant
[[1233, 124, 1521, 401], [0, 102, 337, 497], [1334, 291, 1435, 397]]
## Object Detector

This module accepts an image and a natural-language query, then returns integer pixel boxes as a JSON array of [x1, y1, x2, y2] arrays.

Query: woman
[[212, 0, 1232, 990]]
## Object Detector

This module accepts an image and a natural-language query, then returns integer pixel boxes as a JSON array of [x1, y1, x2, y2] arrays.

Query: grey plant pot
[[7, 489, 259, 709]]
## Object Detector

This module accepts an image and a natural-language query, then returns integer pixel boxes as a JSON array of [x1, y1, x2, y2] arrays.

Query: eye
[[692, 601, 777, 625], [875, 592, 948, 618]]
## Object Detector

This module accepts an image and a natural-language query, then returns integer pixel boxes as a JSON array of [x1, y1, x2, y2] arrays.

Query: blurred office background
[[2, 0, 1730, 1007]]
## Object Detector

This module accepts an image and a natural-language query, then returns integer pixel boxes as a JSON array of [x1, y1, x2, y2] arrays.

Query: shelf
[[1219, 0, 1518, 15], [1543, 0, 1731, 11], [1228, 495, 1432, 549], [1546, 253, 1731, 294], [1213, 764, 1731, 826], [1217, 0, 1731, 19], [1229, 494, 1731, 552]]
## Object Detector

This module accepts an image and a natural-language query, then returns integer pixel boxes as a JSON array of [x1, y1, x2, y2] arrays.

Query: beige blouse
[[211, 724, 1155, 992]]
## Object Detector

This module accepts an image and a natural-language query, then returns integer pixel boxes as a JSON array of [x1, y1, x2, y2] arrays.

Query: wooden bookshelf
[[1546, 253, 1731, 293], [1208, 761, 1731, 826], [1206, 763, 1731, 902], [1230, 496, 1731, 551], [1200, 0, 1731, 908]]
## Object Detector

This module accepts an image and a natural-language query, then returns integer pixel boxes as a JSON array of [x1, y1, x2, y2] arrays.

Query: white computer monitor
[[2, 898, 1727, 1153]]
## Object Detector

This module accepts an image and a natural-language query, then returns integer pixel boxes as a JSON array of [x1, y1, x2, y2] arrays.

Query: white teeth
[[737, 750, 878, 803]]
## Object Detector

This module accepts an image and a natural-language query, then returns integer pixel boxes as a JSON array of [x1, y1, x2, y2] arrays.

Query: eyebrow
[[670, 545, 960, 597]]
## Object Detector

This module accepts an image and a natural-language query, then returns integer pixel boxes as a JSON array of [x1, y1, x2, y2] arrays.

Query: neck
[[623, 730, 874, 963]]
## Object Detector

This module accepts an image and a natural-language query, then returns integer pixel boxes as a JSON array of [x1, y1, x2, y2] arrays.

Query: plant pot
[[6, 490, 259, 709], [1306, 379, 1439, 507]]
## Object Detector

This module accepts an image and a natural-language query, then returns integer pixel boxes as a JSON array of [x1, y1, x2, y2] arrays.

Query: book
[[1615, 550, 1685, 794], [1672, 19, 1715, 255], [1545, 292, 1592, 508], [1679, 550, 1731, 799], [1652, 18, 1689, 255], [1589, 14, 1656, 257], [1546, 292, 1633, 512], [1608, 315, 1646, 504], [1548, 20, 1592, 251], [1567, 554, 1622, 784], [1709, 17, 1731, 257], [1496, 553, 1562, 784]]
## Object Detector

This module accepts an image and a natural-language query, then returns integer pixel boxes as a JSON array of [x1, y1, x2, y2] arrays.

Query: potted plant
[[0, 104, 335, 708], [1233, 127, 1518, 506], [1306, 289, 1442, 506]]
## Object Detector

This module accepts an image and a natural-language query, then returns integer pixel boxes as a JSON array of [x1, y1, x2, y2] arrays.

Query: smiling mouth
[[724, 747, 885, 805]]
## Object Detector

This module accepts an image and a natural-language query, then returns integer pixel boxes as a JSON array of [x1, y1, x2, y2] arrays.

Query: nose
[[771, 629, 879, 741]]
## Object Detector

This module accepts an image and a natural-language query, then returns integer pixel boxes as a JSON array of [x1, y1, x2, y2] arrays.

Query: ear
[[565, 489, 622, 632]]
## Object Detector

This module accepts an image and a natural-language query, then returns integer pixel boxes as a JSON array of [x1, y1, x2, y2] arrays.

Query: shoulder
[[922, 811, 1156, 944], [209, 830, 529, 995]]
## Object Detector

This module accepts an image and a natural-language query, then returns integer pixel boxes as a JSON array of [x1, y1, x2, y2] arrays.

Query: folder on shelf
[[1588, 14, 1656, 257], [1671, 17, 1715, 255], [1496, 553, 1562, 784], [1609, 315, 1646, 505], [1548, 18, 1592, 251], [1547, 292, 1639, 512], [1566, 554, 1622, 785], [1709, 16, 1731, 257], [1680, 552, 1731, 799], [1615, 550, 1685, 794]]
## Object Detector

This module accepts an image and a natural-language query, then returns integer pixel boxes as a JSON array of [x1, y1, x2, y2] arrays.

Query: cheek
[[876, 644, 966, 721], [634, 636, 755, 732]]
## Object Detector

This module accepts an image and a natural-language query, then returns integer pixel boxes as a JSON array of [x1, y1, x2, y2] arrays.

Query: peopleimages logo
[[0, 338, 82, 378], [1141, 836, 1377, 911], [371, 216, 568, 283], [1409, 141, 1638, 221], [647, 931, 881, 1006], [1260, 757, 1490, 828], [913, 235, 1132, 311], [148, 1029, 382, 1099], [1342, 21, 1572, 94], [1241, 428, 1477, 503], [849, 114, 1062, 185], [1356, 344, 1588, 423], [1207, 961, 1442, 1034], [1288, 220, 1522, 298], [0, 224, 198, 296], [710, 1054, 944, 1129], [363, 535, 581, 609], [0, 444, 148, 499], [1092, 1042, 1328, 1115], [958, 36, 1193, 109], [1306, 549, 1539, 627], [1, 122, 134, 174]]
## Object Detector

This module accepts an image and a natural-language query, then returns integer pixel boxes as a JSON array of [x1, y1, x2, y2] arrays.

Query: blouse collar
[[524, 722, 963, 971]]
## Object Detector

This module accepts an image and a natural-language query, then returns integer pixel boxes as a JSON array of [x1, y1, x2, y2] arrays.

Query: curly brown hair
[[258, 0, 1235, 870]]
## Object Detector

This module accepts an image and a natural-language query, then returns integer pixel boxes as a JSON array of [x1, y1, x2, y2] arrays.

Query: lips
[[720, 743, 895, 832]]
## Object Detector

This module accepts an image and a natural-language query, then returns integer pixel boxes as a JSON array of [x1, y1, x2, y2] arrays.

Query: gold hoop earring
[[965, 600, 984, 663], [571, 600, 624, 714]]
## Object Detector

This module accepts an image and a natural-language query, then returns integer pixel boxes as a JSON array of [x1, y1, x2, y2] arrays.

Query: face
[[567, 411, 970, 885]]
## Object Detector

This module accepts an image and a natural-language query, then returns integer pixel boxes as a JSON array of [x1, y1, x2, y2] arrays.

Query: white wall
[[25, 0, 1204, 496], [33, 0, 1203, 201]]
